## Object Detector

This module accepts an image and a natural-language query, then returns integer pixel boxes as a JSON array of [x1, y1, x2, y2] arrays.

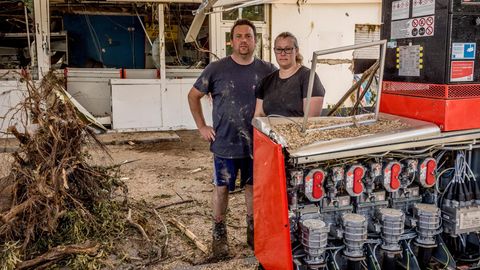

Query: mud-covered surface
[[0, 130, 257, 270], [272, 119, 408, 150]]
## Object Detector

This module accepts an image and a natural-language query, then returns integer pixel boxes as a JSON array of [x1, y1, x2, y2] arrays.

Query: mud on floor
[[0, 130, 258, 270]]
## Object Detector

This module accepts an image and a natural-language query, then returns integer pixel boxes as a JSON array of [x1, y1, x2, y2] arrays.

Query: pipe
[[382, 253, 397, 270], [417, 247, 433, 269], [346, 260, 362, 270]]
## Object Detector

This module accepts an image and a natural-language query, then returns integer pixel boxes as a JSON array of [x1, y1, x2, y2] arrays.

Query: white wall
[[0, 81, 27, 138], [271, 3, 381, 107], [109, 78, 212, 131]]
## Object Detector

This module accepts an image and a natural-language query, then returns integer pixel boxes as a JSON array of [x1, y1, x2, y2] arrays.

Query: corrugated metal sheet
[[354, 24, 380, 59]]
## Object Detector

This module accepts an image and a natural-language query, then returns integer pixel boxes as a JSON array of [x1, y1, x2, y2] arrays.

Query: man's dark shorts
[[213, 155, 253, 191]]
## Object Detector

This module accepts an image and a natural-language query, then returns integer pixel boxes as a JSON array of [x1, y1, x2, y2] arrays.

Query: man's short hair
[[230, 19, 257, 39]]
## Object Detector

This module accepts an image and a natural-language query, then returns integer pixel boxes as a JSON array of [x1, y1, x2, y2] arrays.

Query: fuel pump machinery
[[252, 1, 480, 269]]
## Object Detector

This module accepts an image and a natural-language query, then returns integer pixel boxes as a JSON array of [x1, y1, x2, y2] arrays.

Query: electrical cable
[[406, 170, 416, 187], [406, 239, 420, 268], [164, 4, 184, 66], [134, 6, 153, 46], [407, 248, 410, 270], [325, 245, 345, 250], [333, 246, 342, 270], [441, 242, 450, 270], [372, 242, 381, 270], [130, 16, 135, 68], [436, 168, 455, 205], [366, 151, 391, 158], [360, 259, 368, 270], [459, 234, 466, 249], [83, 12, 103, 63], [392, 144, 438, 154]]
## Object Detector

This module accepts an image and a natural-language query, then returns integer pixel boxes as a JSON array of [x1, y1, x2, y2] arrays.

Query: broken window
[[163, 3, 210, 69], [220, 4, 268, 60], [222, 5, 266, 22], [46, 2, 209, 70], [353, 24, 380, 74]]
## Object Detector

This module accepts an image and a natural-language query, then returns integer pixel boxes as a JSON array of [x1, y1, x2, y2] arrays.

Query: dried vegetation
[[0, 72, 166, 269], [273, 118, 408, 150]]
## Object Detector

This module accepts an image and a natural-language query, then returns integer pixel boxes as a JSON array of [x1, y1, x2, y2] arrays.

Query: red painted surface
[[390, 164, 401, 190], [253, 129, 292, 270], [353, 167, 364, 194], [313, 171, 325, 199], [380, 93, 480, 131], [426, 160, 436, 186]]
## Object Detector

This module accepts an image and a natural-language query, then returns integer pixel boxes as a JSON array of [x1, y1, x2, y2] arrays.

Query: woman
[[254, 32, 325, 117]]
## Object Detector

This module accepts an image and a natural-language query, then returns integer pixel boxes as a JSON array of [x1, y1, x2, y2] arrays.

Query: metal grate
[[383, 81, 480, 99], [447, 84, 480, 98]]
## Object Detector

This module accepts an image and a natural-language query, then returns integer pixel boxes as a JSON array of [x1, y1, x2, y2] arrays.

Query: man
[[188, 19, 275, 258]]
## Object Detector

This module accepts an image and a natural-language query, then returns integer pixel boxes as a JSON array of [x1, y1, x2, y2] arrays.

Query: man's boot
[[212, 221, 229, 258], [247, 215, 254, 250]]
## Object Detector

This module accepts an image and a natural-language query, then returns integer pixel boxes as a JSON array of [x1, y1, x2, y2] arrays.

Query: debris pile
[[0, 72, 165, 269]]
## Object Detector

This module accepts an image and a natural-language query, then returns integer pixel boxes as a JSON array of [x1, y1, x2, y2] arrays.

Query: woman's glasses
[[274, 47, 294, 54]]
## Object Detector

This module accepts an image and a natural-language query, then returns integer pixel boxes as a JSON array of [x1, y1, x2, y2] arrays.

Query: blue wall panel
[[64, 15, 145, 68]]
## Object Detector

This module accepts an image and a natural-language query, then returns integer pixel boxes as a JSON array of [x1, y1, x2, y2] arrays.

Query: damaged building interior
[[0, 0, 210, 70]]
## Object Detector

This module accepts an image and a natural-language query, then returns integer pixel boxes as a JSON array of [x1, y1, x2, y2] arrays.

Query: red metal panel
[[382, 81, 480, 99], [443, 98, 480, 131], [380, 93, 480, 131], [380, 93, 446, 126], [253, 129, 292, 270]]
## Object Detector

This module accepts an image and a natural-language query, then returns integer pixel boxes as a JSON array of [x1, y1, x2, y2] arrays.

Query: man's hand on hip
[[199, 126, 216, 142]]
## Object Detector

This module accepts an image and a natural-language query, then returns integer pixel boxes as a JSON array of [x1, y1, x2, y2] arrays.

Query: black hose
[[460, 182, 469, 202], [471, 179, 480, 200], [456, 182, 461, 202], [447, 181, 456, 202], [464, 179, 473, 202], [346, 260, 362, 270], [382, 253, 397, 270], [475, 181, 480, 201], [418, 247, 433, 269]]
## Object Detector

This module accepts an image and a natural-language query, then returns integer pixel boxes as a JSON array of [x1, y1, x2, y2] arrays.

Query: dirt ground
[[0, 130, 258, 270], [114, 130, 258, 269]]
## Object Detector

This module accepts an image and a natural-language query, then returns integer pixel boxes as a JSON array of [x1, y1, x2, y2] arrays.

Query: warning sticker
[[392, 0, 410, 21], [452, 43, 476, 59], [413, 0, 435, 17], [450, 61, 474, 82], [391, 15, 435, 39], [399, 45, 421, 77]]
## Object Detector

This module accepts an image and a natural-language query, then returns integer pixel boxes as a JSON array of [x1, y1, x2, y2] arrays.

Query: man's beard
[[238, 47, 252, 56]]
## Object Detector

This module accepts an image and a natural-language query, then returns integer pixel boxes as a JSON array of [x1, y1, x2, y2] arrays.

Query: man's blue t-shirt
[[193, 56, 276, 159]]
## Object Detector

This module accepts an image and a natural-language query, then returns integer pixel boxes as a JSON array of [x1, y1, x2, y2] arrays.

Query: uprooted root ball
[[0, 72, 165, 269]]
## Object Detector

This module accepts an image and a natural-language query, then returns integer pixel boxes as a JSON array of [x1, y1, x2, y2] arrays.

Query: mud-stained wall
[[271, 3, 381, 108]]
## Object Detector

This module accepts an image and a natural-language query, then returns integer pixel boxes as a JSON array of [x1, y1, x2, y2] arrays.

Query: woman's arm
[[254, 99, 266, 117], [303, 96, 324, 117]]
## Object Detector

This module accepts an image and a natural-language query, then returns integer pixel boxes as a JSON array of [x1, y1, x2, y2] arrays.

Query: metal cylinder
[[342, 213, 367, 259], [289, 211, 297, 242], [414, 203, 440, 247], [300, 218, 329, 267], [378, 208, 404, 252]]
